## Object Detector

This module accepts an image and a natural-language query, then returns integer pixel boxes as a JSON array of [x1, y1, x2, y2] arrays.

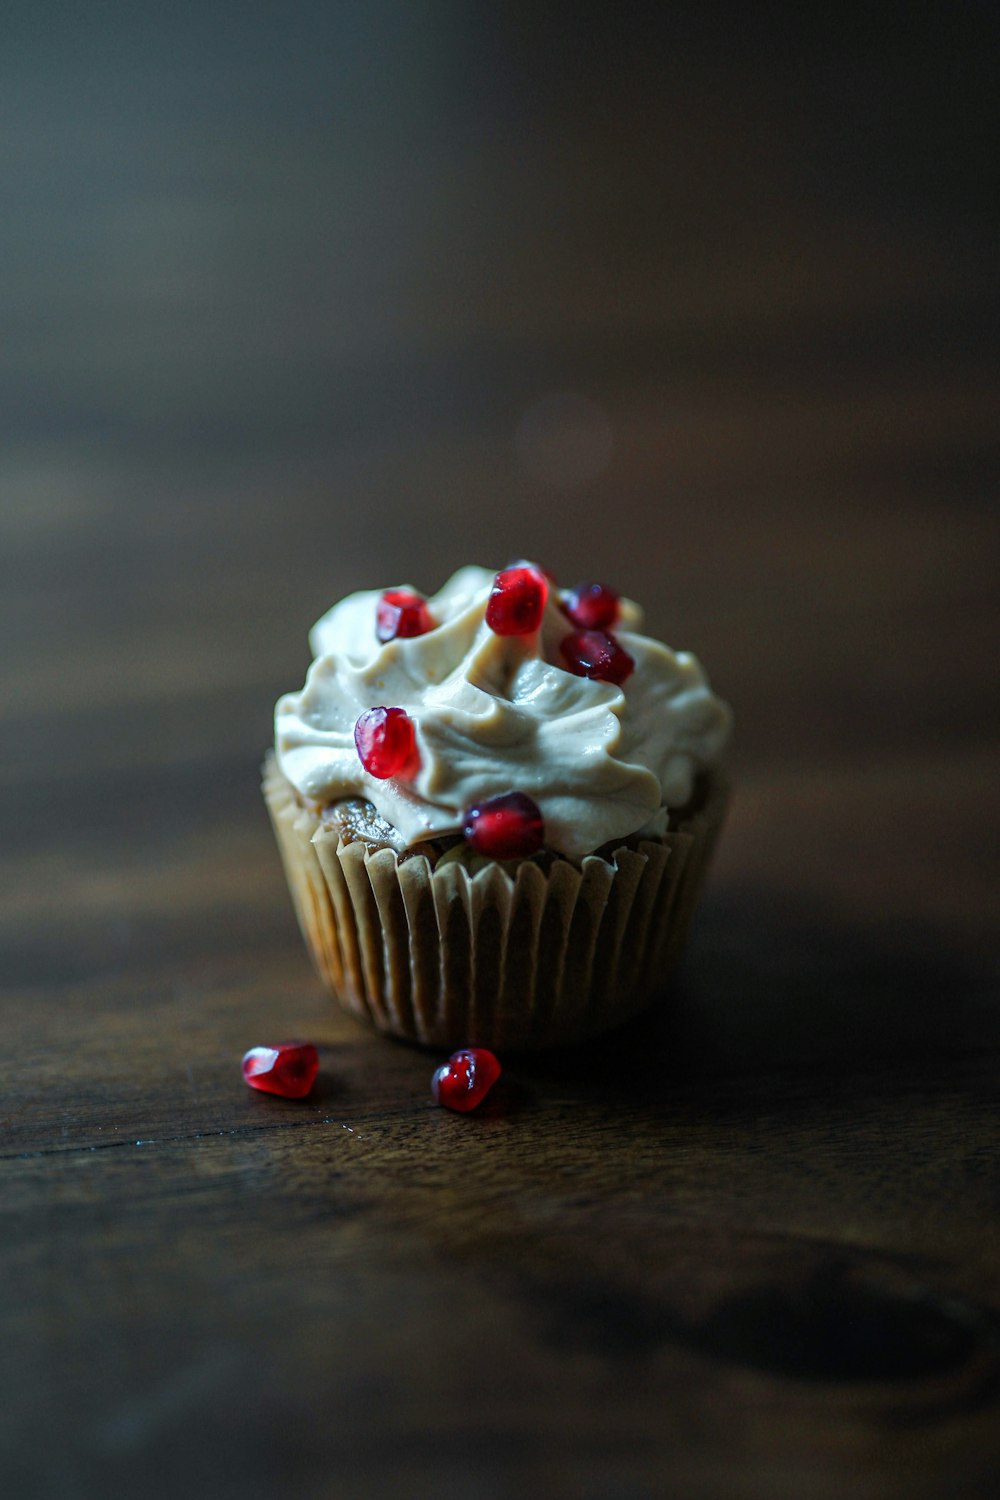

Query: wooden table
[[3, 9, 998, 1497]]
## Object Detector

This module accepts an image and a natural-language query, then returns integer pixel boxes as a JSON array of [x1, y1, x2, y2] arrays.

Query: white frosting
[[275, 565, 731, 860]]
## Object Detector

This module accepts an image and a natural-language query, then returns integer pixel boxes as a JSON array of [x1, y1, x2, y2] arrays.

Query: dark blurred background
[[3, 0, 997, 819]]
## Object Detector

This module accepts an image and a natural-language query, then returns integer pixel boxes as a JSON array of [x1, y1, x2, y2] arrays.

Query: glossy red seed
[[506, 558, 558, 587], [564, 581, 620, 630], [242, 1041, 319, 1099], [354, 706, 420, 779], [432, 1048, 501, 1112], [464, 791, 544, 859], [485, 566, 548, 636], [376, 589, 435, 643], [560, 628, 635, 685]]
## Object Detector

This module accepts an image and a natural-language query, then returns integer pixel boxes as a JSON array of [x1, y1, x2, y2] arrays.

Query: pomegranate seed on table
[[432, 1048, 502, 1112], [242, 1042, 319, 1099], [563, 581, 620, 630], [485, 566, 548, 636], [376, 589, 435, 642], [354, 706, 420, 779], [560, 628, 635, 685], [463, 791, 545, 859]]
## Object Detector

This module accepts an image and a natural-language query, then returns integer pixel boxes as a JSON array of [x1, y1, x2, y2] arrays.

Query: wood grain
[[2, 7, 999, 1497]]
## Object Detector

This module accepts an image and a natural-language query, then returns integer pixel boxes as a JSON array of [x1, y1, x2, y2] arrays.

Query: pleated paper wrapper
[[263, 755, 729, 1050]]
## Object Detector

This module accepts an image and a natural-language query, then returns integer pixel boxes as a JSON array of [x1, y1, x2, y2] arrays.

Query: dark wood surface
[[3, 8, 999, 1497]]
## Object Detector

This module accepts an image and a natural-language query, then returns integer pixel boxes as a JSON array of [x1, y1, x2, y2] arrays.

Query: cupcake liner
[[263, 755, 729, 1050]]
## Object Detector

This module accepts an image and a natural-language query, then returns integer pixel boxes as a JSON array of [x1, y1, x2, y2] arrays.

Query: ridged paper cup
[[263, 754, 729, 1050]]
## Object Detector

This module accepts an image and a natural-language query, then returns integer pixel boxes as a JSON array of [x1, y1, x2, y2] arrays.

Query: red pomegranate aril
[[506, 558, 559, 587], [485, 566, 548, 636], [354, 706, 420, 779], [376, 589, 435, 643], [464, 791, 544, 859], [242, 1041, 319, 1099], [560, 629, 635, 685], [432, 1048, 501, 1112], [564, 581, 620, 630]]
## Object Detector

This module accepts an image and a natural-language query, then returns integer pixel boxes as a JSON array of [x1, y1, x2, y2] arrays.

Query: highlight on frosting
[[275, 564, 731, 861]]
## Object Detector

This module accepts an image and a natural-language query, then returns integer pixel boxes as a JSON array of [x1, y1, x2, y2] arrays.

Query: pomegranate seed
[[242, 1041, 319, 1099], [560, 628, 635, 685], [507, 558, 559, 587], [376, 589, 435, 643], [464, 791, 544, 859], [432, 1048, 501, 1112], [354, 706, 420, 779], [485, 566, 548, 636], [564, 581, 620, 630]]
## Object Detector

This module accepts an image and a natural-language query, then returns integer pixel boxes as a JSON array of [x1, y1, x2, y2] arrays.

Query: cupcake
[[264, 563, 731, 1049]]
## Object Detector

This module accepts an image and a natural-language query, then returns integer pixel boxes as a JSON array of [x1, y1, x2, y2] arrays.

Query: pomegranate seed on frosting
[[485, 566, 548, 636], [376, 588, 435, 643], [507, 558, 558, 587], [563, 581, 620, 630], [354, 706, 420, 779], [560, 628, 635, 685], [463, 791, 545, 859]]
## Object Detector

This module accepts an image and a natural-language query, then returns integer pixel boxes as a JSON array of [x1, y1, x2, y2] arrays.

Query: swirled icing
[[275, 565, 731, 860]]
